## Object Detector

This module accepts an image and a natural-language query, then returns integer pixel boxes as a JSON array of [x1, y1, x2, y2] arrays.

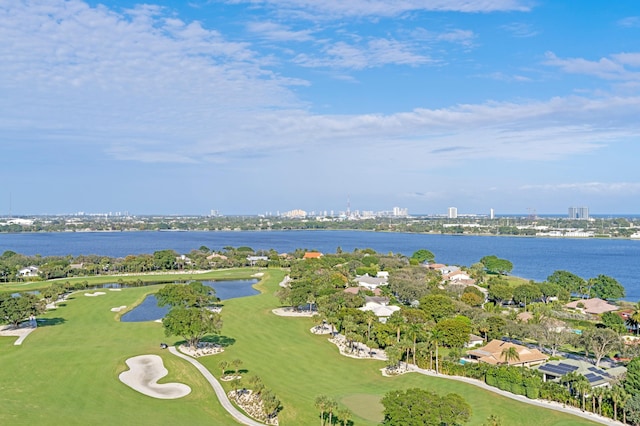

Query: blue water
[[120, 279, 259, 322], [2, 230, 640, 300]]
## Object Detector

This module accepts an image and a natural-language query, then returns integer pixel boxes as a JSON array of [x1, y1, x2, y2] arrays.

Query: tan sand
[[119, 354, 191, 399]]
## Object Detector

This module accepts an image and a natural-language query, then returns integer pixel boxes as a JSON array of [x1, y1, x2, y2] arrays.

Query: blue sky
[[2, 0, 640, 216]]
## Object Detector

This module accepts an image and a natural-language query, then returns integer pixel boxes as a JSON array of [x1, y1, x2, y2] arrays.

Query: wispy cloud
[[544, 51, 640, 81], [501, 22, 538, 37], [3, 0, 640, 172], [478, 72, 532, 82], [223, 0, 533, 18], [618, 16, 640, 28], [520, 182, 640, 194], [246, 21, 315, 41], [293, 38, 433, 69], [412, 28, 476, 48]]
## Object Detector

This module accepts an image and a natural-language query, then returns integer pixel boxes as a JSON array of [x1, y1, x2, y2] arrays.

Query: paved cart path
[[169, 347, 265, 426]]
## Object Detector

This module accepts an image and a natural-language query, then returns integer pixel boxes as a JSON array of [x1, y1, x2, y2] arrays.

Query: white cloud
[[500, 22, 538, 38], [479, 72, 532, 82], [412, 28, 476, 48], [224, 0, 533, 18], [544, 51, 640, 81], [246, 21, 315, 41], [293, 38, 433, 69], [618, 16, 640, 28], [3, 0, 640, 174], [520, 182, 640, 195]]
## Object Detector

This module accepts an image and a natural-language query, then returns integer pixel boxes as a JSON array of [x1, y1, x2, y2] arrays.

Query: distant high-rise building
[[393, 207, 408, 217], [490, 208, 495, 219], [448, 207, 458, 219], [568, 206, 589, 220]]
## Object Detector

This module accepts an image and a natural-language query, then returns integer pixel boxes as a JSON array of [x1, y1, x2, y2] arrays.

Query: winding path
[[168, 347, 265, 426], [406, 364, 621, 426]]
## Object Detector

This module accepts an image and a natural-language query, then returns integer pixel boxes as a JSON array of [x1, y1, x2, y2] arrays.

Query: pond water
[[120, 279, 258, 322]]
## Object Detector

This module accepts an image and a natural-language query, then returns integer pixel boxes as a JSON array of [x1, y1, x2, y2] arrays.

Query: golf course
[[0, 269, 598, 425]]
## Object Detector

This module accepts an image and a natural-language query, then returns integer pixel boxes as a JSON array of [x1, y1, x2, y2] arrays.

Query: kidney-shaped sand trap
[[119, 354, 191, 399]]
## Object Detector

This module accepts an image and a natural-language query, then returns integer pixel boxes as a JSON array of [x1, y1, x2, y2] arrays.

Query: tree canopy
[[156, 282, 217, 308], [480, 255, 513, 275], [410, 249, 435, 264], [588, 274, 625, 300], [162, 306, 223, 348], [381, 388, 471, 426], [0, 293, 45, 327]]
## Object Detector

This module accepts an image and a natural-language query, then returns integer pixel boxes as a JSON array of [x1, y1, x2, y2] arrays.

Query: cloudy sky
[[2, 0, 640, 216]]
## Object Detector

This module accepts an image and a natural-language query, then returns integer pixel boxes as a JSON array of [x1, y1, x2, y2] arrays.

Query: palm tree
[[232, 358, 243, 376], [629, 302, 640, 335], [315, 395, 329, 426], [610, 385, 627, 422], [218, 360, 229, 377], [337, 407, 352, 426], [500, 346, 521, 366], [326, 398, 338, 425], [573, 379, 591, 411], [430, 329, 445, 374]]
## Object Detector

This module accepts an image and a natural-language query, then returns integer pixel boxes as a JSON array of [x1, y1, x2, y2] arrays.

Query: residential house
[[303, 252, 323, 260], [564, 298, 618, 315], [353, 274, 388, 291], [359, 299, 400, 323], [246, 256, 268, 266], [466, 339, 549, 367], [17, 266, 39, 278], [536, 359, 626, 388], [465, 334, 485, 348]]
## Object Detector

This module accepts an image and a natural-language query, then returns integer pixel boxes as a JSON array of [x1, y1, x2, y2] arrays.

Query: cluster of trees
[[381, 388, 471, 425], [314, 395, 352, 426], [485, 270, 626, 310], [0, 292, 44, 327], [157, 282, 223, 348], [0, 247, 293, 282]]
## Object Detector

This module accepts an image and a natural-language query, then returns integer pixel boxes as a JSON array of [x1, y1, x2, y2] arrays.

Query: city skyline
[[3, 1, 640, 215]]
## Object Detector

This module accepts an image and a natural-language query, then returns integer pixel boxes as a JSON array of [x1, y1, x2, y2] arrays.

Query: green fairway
[[0, 269, 597, 425]]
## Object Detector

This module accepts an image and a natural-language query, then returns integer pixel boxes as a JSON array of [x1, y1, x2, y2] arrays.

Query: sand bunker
[[119, 355, 191, 399], [84, 292, 106, 297], [272, 307, 317, 317], [109, 288, 122, 292], [110, 306, 127, 312]]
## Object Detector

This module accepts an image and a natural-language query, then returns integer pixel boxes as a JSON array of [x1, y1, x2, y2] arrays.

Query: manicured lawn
[[0, 269, 596, 425], [0, 268, 257, 293]]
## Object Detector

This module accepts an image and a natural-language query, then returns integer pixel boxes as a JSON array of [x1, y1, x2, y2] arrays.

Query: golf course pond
[[120, 279, 258, 322]]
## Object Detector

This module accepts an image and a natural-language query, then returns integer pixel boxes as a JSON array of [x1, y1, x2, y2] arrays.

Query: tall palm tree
[[500, 346, 521, 366], [326, 398, 338, 426], [573, 379, 591, 411], [337, 407, 352, 426], [315, 395, 329, 426], [430, 329, 445, 374], [610, 385, 627, 422], [629, 302, 640, 335]]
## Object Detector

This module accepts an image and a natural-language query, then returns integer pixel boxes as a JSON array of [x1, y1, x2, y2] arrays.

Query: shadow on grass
[[37, 317, 66, 327], [170, 335, 236, 348], [201, 335, 236, 347]]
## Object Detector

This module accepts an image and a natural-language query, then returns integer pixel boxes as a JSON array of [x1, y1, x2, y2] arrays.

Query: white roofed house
[[443, 270, 476, 285], [17, 266, 39, 278], [359, 296, 400, 323], [353, 274, 388, 291], [246, 255, 268, 266]]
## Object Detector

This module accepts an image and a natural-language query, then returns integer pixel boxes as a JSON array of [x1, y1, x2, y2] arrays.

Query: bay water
[[1, 230, 639, 301]]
